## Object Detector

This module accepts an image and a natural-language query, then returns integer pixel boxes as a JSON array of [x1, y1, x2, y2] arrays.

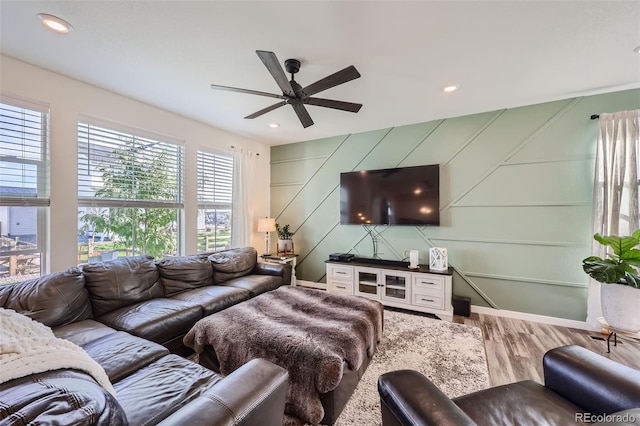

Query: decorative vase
[[277, 239, 294, 256], [429, 247, 448, 271], [600, 283, 640, 333]]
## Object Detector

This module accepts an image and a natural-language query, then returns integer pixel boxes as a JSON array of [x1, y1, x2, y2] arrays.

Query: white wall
[[0, 55, 271, 273]]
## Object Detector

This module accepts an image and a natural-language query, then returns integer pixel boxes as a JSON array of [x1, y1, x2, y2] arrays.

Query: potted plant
[[275, 223, 295, 255], [582, 230, 640, 332]]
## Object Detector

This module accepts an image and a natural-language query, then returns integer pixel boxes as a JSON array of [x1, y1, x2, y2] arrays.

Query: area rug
[[331, 309, 490, 426]]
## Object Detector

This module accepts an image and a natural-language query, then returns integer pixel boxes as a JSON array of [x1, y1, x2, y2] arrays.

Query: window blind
[[0, 100, 49, 207], [197, 150, 233, 209], [78, 121, 184, 208]]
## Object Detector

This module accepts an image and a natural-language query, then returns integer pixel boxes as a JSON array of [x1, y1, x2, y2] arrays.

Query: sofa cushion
[[453, 380, 583, 425], [96, 298, 202, 346], [156, 255, 213, 297], [170, 285, 251, 316], [83, 255, 164, 317], [208, 247, 257, 284], [0, 267, 92, 327], [0, 369, 127, 426], [114, 354, 222, 426], [221, 274, 283, 297], [82, 331, 170, 384], [53, 319, 118, 347]]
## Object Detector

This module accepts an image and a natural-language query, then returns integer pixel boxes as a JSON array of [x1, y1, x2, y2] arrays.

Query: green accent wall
[[271, 89, 640, 321]]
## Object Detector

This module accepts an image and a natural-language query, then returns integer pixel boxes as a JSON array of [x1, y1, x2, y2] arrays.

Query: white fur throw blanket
[[184, 286, 384, 425], [0, 308, 116, 396]]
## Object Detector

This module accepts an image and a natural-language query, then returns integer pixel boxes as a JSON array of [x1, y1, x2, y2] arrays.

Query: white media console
[[326, 259, 454, 321]]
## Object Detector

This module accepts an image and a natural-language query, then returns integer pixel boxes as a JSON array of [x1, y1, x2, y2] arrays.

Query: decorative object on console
[[404, 249, 419, 269], [257, 217, 276, 256], [429, 247, 448, 271], [582, 230, 640, 333], [275, 223, 295, 255]]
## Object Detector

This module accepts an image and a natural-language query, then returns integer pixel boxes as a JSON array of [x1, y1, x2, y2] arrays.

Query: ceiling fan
[[210, 50, 362, 128]]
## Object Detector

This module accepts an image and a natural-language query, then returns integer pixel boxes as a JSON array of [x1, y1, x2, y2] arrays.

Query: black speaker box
[[453, 295, 471, 317]]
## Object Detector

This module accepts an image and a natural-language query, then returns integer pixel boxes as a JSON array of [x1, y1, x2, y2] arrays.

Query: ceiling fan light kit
[[210, 50, 362, 128]]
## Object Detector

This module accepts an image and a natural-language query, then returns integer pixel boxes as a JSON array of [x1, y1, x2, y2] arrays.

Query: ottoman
[[184, 286, 384, 425]]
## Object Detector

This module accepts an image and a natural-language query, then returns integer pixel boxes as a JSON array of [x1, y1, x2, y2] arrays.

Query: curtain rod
[[590, 114, 600, 120], [230, 145, 260, 156]]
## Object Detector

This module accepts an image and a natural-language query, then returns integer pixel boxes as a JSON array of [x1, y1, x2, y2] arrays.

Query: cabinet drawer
[[413, 293, 444, 310], [329, 266, 353, 281], [414, 285, 444, 298], [328, 280, 353, 294], [412, 274, 444, 291]]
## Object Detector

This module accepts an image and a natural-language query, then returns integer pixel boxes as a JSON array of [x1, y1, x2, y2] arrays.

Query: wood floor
[[453, 312, 640, 387]]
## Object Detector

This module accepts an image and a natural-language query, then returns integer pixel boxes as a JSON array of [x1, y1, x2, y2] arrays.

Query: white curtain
[[587, 110, 640, 328], [231, 147, 257, 248]]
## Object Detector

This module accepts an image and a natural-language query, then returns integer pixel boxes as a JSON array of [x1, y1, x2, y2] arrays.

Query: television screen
[[340, 164, 440, 226]]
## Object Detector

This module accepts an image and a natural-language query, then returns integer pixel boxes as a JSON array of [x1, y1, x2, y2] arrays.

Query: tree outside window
[[77, 122, 183, 262]]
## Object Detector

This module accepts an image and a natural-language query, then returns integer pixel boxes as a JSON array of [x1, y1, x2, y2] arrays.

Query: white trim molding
[[470, 305, 598, 331]]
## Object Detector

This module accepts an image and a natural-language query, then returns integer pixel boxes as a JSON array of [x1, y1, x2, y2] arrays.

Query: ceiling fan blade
[[300, 65, 361, 98], [210, 84, 286, 100], [305, 97, 362, 113], [290, 103, 314, 128], [256, 50, 296, 97], [244, 101, 287, 119]]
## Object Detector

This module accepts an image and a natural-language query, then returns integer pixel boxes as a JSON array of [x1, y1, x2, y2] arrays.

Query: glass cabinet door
[[381, 271, 411, 303], [355, 267, 380, 299]]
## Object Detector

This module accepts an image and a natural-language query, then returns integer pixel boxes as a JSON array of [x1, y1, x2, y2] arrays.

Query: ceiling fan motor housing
[[285, 58, 301, 75]]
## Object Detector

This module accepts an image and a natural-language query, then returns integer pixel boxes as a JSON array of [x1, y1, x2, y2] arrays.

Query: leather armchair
[[378, 345, 640, 426]]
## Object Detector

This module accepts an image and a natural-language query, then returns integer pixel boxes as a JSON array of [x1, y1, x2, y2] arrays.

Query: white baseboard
[[296, 280, 327, 290], [470, 305, 598, 331]]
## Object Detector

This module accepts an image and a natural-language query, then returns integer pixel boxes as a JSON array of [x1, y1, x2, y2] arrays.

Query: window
[[197, 150, 232, 253], [77, 119, 184, 262], [0, 97, 49, 284]]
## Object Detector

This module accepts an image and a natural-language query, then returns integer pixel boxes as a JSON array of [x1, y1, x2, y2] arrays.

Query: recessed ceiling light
[[37, 13, 74, 34], [634, 45, 640, 53], [268, 123, 280, 128], [443, 84, 460, 93]]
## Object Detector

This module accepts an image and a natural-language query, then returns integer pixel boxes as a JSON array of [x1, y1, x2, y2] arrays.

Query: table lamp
[[257, 218, 276, 256]]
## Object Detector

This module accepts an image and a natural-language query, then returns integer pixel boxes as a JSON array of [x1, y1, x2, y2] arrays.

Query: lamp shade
[[257, 218, 276, 232]]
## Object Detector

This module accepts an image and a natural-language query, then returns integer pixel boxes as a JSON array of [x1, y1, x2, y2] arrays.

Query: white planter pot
[[601, 283, 640, 333], [277, 239, 294, 255]]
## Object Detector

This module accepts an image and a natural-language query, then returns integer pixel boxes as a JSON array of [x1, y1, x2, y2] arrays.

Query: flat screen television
[[340, 164, 440, 226]]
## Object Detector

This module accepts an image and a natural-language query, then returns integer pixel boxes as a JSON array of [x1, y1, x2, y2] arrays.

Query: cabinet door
[[354, 266, 380, 299], [381, 270, 411, 304]]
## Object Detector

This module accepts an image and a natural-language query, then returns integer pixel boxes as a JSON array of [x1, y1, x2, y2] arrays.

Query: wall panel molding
[[271, 89, 640, 321], [463, 271, 587, 288], [431, 236, 588, 247]]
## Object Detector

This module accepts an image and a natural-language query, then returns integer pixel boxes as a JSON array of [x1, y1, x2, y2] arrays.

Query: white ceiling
[[1, 1, 639, 146]]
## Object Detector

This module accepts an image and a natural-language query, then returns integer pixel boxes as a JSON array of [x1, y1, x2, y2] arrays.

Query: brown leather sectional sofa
[[0, 247, 291, 425]]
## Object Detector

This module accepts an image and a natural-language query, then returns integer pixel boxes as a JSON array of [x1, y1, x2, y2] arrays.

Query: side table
[[260, 254, 298, 286], [597, 317, 640, 353]]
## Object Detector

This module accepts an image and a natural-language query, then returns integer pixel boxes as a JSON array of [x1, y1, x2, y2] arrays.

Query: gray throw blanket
[[184, 286, 384, 425]]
